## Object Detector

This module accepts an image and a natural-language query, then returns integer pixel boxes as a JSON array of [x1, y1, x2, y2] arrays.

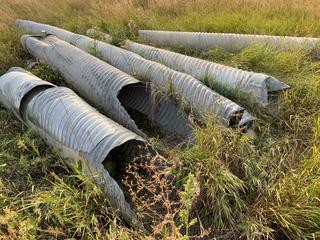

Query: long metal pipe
[[16, 20, 253, 129], [20, 34, 193, 139], [124, 40, 290, 108], [138, 30, 320, 54], [0, 67, 153, 226]]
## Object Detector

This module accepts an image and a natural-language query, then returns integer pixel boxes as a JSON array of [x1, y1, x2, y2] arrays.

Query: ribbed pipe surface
[[0, 67, 54, 120], [20, 34, 193, 139], [0, 67, 152, 226], [138, 30, 320, 54], [124, 40, 290, 107], [16, 20, 253, 128]]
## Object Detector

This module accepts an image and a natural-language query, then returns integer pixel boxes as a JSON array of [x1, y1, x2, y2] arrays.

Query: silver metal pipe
[[138, 30, 320, 54], [16, 20, 253, 129], [124, 40, 290, 108], [0, 67, 152, 226], [20, 34, 193, 139]]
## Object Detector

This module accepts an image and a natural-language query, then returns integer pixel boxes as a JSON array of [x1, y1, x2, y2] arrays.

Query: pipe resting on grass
[[124, 40, 290, 108], [138, 30, 320, 55], [17, 19, 253, 130], [20, 33, 193, 140], [0, 67, 153, 227]]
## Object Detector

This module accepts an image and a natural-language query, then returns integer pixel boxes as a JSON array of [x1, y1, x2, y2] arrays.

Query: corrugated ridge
[[26, 88, 144, 228], [20, 33, 194, 139], [138, 30, 320, 53], [0, 68, 150, 226], [26, 87, 145, 157], [125, 40, 290, 107], [21, 34, 143, 135], [0, 67, 55, 119], [17, 20, 253, 128], [119, 84, 192, 136]]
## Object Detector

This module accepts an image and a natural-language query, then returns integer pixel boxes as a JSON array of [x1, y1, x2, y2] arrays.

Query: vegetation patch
[[0, 0, 320, 239]]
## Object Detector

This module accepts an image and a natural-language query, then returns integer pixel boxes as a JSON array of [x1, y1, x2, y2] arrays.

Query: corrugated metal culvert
[[124, 40, 290, 108], [0, 67, 55, 120], [138, 30, 320, 55], [20, 34, 193, 139], [17, 20, 254, 130], [0, 67, 153, 227]]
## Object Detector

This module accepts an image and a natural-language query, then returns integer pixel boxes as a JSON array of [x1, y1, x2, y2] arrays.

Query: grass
[[0, 0, 320, 239]]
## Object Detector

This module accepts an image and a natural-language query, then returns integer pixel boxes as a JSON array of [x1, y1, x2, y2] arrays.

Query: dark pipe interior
[[229, 110, 244, 126], [101, 139, 156, 211], [117, 83, 162, 136], [102, 140, 152, 180], [19, 85, 55, 119]]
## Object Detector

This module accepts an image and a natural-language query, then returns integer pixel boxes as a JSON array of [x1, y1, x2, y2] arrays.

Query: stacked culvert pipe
[[0, 67, 154, 226], [6, 19, 300, 229], [138, 30, 320, 54], [124, 40, 290, 108], [16, 20, 253, 129], [20, 34, 193, 140]]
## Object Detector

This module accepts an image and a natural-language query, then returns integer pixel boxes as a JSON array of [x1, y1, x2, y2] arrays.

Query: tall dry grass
[[1, 0, 320, 239], [0, 0, 320, 34]]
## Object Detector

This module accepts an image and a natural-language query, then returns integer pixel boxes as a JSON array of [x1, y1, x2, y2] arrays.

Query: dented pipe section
[[138, 30, 320, 54], [0, 67, 151, 226], [20, 34, 193, 139], [16, 20, 253, 129], [125, 40, 290, 108]]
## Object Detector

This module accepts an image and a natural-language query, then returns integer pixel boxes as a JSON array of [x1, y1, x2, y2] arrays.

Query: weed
[[87, 40, 102, 59], [179, 173, 198, 240], [30, 65, 66, 86]]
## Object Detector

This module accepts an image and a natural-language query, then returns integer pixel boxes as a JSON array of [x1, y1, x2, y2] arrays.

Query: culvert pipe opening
[[103, 139, 152, 180], [0, 68, 156, 227], [117, 82, 193, 140], [16, 20, 253, 135], [20, 34, 194, 141], [19, 85, 55, 119], [117, 83, 159, 135], [229, 110, 245, 127]]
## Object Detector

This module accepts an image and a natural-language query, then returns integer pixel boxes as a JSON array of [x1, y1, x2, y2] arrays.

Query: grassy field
[[0, 0, 320, 239]]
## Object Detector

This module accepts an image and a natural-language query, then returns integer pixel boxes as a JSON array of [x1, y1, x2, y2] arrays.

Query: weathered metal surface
[[124, 40, 290, 107], [138, 30, 320, 54], [20, 34, 193, 139], [0, 67, 153, 226], [16, 20, 253, 129], [0, 67, 54, 120]]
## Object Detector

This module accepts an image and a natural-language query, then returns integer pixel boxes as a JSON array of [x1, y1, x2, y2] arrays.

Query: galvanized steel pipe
[[16, 20, 253, 128], [124, 40, 290, 108], [0, 67, 152, 226], [20, 34, 193, 139], [138, 30, 320, 54]]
